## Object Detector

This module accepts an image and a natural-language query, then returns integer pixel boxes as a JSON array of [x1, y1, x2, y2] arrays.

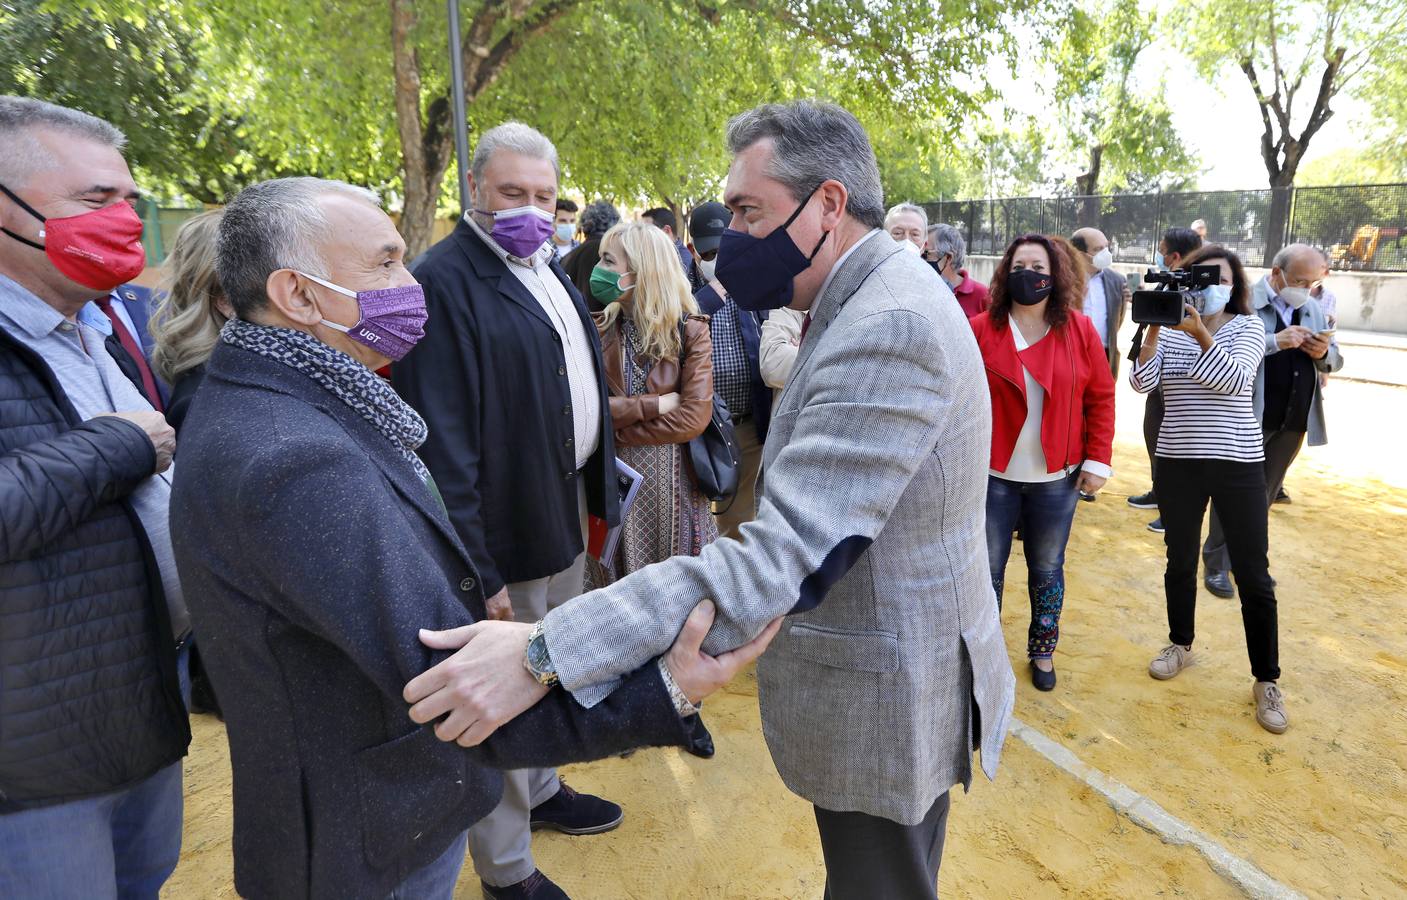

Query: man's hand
[[1276, 325, 1312, 351], [484, 587, 514, 622], [1077, 472, 1108, 496], [99, 411, 175, 473], [404, 620, 547, 747], [1299, 334, 1330, 359], [665, 601, 784, 705]]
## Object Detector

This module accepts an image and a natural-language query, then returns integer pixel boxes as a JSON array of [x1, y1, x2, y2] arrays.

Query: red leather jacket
[[969, 309, 1116, 475]]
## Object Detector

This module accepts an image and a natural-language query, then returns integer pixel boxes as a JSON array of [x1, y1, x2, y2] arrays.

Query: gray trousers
[[1203, 428, 1305, 573], [813, 792, 951, 900], [467, 484, 588, 887]]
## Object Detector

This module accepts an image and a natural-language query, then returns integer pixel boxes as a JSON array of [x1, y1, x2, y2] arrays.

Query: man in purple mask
[[392, 123, 626, 900], [169, 176, 767, 899]]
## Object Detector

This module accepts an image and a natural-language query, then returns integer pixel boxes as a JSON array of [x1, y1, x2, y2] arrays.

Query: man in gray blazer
[[1202, 244, 1342, 597], [404, 100, 1015, 900], [1071, 227, 1131, 377]]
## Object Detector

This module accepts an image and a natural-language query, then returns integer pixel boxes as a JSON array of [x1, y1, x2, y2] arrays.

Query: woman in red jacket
[[970, 234, 1116, 691]]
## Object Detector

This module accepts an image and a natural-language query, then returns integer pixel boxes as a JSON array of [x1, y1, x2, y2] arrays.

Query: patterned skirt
[[585, 440, 718, 588]]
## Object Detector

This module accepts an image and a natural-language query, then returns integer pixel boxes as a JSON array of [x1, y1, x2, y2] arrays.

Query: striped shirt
[[1130, 313, 1266, 462]]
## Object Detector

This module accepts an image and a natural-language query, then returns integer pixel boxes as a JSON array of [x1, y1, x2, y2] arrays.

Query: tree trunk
[[1075, 144, 1103, 226]]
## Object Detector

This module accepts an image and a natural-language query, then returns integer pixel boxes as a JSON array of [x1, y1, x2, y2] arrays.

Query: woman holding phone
[[1130, 245, 1288, 734]]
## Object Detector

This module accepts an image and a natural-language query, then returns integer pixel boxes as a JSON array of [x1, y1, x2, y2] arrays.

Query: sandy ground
[[164, 364, 1407, 899]]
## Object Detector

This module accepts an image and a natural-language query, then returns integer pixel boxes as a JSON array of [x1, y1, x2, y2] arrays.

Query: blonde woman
[[148, 209, 229, 432], [586, 221, 716, 588]]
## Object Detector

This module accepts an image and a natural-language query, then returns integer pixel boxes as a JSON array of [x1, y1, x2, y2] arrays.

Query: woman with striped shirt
[[1130, 245, 1286, 734]]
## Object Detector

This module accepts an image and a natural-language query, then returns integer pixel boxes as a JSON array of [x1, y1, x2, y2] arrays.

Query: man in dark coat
[[171, 176, 778, 900], [392, 123, 627, 899], [0, 96, 189, 897]]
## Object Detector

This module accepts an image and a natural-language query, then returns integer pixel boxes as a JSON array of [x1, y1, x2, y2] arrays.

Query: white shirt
[[466, 215, 601, 468], [1082, 275, 1109, 346], [991, 324, 1068, 483], [810, 228, 881, 312]]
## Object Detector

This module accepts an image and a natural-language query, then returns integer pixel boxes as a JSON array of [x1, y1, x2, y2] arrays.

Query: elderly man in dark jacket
[[171, 176, 776, 900], [0, 97, 189, 898]]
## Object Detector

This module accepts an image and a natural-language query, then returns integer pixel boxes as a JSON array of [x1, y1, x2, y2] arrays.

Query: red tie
[[799, 312, 813, 342], [96, 295, 164, 412]]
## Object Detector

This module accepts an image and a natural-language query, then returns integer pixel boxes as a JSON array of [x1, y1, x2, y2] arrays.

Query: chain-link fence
[[921, 183, 1407, 272]]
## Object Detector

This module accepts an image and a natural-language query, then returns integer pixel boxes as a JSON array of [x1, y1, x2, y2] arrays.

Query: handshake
[[402, 600, 782, 748]]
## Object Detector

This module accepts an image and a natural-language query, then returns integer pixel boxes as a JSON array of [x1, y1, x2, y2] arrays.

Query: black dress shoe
[[482, 870, 569, 900], [530, 781, 623, 835], [686, 716, 716, 759], [1274, 487, 1291, 504], [1030, 660, 1057, 691], [1204, 570, 1235, 598]]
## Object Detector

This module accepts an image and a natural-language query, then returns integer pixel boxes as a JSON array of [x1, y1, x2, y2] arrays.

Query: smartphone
[[1316, 328, 1336, 339]]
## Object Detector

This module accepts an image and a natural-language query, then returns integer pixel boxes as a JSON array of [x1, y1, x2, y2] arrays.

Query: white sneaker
[[1253, 682, 1288, 733], [1148, 644, 1193, 680]]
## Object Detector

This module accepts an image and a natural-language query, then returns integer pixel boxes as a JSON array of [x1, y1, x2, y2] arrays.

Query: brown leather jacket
[[596, 313, 713, 447]]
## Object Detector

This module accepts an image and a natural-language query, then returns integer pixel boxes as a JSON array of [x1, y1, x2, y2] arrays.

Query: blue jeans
[[387, 829, 468, 900], [0, 646, 190, 899], [986, 472, 1081, 659]]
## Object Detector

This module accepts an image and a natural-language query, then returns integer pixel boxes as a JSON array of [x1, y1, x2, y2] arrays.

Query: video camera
[[1131, 265, 1222, 326]]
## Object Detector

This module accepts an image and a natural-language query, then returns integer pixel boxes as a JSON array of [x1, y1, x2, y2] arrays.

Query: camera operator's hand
[[1276, 325, 1313, 351], [1173, 303, 1214, 350]]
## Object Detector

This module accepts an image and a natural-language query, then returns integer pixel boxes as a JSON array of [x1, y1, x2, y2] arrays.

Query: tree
[[0, 0, 278, 203], [1052, 0, 1196, 208], [1181, 0, 1407, 257]]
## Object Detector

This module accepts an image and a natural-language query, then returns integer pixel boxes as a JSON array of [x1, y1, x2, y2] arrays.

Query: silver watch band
[[656, 658, 700, 717]]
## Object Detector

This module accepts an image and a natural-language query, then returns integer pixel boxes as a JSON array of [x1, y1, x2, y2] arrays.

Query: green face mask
[[590, 264, 626, 304]]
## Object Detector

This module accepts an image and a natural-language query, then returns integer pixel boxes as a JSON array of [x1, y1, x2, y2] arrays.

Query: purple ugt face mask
[[299, 271, 429, 361], [475, 205, 555, 259]]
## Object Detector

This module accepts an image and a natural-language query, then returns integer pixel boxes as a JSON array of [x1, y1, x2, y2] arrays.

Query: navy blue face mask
[[715, 184, 829, 311]]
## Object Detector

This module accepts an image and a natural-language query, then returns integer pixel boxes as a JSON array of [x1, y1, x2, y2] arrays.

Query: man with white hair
[[884, 201, 927, 252], [392, 123, 625, 900], [407, 100, 1015, 899], [0, 96, 190, 897], [170, 176, 770, 899], [1200, 242, 1342, 599]]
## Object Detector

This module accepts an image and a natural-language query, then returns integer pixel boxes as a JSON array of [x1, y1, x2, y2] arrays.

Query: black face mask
[[1008, 268, 1052, 306], [714, 184, 828, 311]]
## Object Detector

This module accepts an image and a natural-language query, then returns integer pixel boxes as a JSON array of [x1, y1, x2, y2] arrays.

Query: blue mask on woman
[[714, 184, 828, 311], [1154, 250, 1166, 271], [1194, 283, 1231, 316]]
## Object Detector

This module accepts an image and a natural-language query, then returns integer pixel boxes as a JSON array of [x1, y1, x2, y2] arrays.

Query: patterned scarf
[[221, 318, 430, 481]]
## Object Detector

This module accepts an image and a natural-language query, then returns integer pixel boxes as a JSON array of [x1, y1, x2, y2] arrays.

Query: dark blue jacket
[[695, 284, 772, 442], [101, 283, 172, 408], [0, 324, 188, 812], [395, 221, 620, 599], [170, 341, 689, 900]]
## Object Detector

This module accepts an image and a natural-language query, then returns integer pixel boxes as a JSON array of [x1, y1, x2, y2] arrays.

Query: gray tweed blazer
[[543, 230, 1015, 825]]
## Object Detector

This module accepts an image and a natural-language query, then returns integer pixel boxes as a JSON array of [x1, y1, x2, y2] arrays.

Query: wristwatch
[[523, 620, 559, 687]]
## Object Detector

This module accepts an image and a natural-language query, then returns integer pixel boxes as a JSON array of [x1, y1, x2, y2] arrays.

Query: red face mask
[[1, 184, 147, 292]]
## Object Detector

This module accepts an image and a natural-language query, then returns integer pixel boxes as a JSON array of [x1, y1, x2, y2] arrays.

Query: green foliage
[[0, 0, 280, 203]]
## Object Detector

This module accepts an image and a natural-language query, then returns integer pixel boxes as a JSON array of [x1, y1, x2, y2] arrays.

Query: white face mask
[[699, 258, 717, 282], [901, 238, 923, 254], [1091, 247, 1113, 270], [1278, 285, 1310, 309]]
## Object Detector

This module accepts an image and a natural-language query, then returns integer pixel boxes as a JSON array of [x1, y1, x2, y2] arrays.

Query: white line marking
[[1009, 717, 1306, 900]]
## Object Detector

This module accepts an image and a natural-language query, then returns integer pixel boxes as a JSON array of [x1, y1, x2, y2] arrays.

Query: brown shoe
[[1149, 644, 1193, 680], [1253, 682, 1288, 733]]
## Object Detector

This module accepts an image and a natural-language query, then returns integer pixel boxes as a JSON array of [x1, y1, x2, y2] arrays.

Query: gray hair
[[725, 101, 885, 229], [217, 176, 380, 318], [0, 96, 126, 187], [885, 203, 928, 232], [580, 200, 620, 238], [470, 122, 559, 185], [929, 223, 966, 269], [1271, 242, 1320, 272]]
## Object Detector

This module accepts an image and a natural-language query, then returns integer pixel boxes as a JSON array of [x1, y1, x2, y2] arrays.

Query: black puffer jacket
[[0, 324, 189, 811]]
